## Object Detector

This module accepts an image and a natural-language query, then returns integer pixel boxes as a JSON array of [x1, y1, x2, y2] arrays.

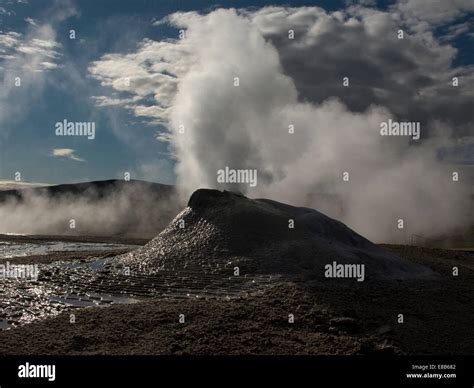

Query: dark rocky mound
[[117, 189, 435, 281]]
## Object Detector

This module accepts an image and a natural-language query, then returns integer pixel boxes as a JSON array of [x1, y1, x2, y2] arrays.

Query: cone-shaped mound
[[117, 189, 435, 281]]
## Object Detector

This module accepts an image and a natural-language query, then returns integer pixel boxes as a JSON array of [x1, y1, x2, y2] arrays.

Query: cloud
[[0, 25, 62, 147], [0, 29, 62, 72], [0, 1, 77, 146], [90, 5, 474, 138], [88, 38, 190, 127], [0, 6, 15, 16], [0, 31, 22, 49], [246, 6, 473, 138], [440, 21, 472, 41], [0, 180, 50, 190], [89, 6, 473, 242], [394, 0, 474, 26], [51, 148, 85, 162], [24, 17, 37, 26], [91, 94, 141, 107]]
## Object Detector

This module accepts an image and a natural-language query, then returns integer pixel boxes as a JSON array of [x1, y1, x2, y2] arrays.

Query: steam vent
[[117, 189, 434, 282]]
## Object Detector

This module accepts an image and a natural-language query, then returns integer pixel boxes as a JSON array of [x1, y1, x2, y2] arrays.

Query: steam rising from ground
[[1, 5, 472, 243], [160, 9, 471, 242], [0, 183, 180, 238]]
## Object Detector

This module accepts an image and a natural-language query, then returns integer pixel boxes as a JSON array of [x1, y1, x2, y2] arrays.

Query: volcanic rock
[[116, 189, 435, 281]]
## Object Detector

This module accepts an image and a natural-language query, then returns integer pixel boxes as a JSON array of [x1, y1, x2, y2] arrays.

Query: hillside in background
[[0, 180, 180, 238]]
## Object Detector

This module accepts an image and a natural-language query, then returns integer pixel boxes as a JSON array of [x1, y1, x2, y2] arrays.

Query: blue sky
[[0, 0, 472, 185]]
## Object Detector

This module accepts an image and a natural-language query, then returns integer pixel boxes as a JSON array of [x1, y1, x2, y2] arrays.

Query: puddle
[[49, 293, 139, 307], [1, 252, 277, 331], [60, 257, 112, 271], [0, 240, 136, 259]]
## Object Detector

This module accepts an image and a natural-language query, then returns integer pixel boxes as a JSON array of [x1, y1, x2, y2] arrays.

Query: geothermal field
[[1, 0, 473, 385], [0, 183, 472, 358]]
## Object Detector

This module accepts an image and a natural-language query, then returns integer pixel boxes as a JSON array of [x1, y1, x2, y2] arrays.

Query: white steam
[[7, 5, 466, 243], [0, 184, 180, 238], [161, 9, 471, 242]]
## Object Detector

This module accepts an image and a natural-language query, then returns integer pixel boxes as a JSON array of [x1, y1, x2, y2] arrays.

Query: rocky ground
[[0, 242, 472, 356]]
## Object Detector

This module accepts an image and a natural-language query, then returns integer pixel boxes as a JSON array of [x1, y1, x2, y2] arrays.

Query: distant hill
[[0, 181, 52, 191], [0, 180, 181, 238], [0, 179, 171, 201]]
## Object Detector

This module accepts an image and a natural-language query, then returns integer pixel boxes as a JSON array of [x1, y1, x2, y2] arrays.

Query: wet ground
[[0, 237, 472, 355], [0, 240, 137, 259], [0, 237, 279, 330]]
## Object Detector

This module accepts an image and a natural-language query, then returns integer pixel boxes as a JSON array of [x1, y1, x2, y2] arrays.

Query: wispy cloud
[[0, 6, 15, 16], [393, 0, 474, 27], [51, 148, 85, 162], [88, 39, 190, 127], [24, 17, 37, 26], [0, 29, 62, 72], [0, 0, 77, 149]]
